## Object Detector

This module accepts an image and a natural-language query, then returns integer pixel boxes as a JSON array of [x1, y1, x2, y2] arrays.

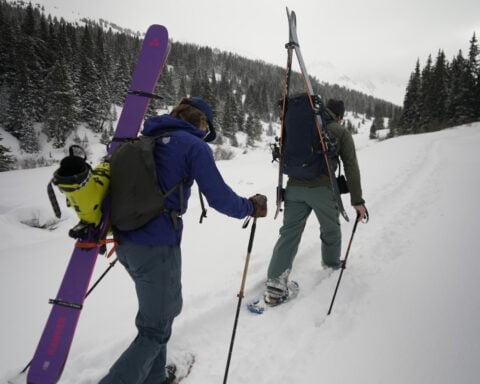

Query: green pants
[[268, 185, 341, 282]]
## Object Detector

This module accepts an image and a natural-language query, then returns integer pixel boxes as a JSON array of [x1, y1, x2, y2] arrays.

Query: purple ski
[[26, 24, 170, 384]]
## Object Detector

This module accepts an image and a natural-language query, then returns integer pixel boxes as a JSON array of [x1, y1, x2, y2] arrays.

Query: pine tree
[[0, 137, 15, 171], [44, 58, 78, 148], [94, 27, 114, 129], [369, 123, 377, 139], [78, 26, 105, 131], [222, 94, 237, 138], [429, 50, 449, 130], [0, 5, 17, 87], [447, 51, 470, 125], [111, 53, 131, 105], [419, 55, 435, 132], [466, 33, 480, 120], [246, 113, 262, 146], [19, 2, 47, 121], [5, 59, 39, 153], [400, 60, 421, 134], [234, 92, 245, 132], [189, 70, 202, 98]]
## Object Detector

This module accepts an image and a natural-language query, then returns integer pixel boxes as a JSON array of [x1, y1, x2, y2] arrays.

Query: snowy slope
[[1, 123, 480, 383]]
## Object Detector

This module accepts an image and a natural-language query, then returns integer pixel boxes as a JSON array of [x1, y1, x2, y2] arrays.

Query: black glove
[[249, 194, 267, 218]]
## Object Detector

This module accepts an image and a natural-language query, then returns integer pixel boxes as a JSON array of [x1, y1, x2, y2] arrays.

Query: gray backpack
[[110, 134, 185, 231]]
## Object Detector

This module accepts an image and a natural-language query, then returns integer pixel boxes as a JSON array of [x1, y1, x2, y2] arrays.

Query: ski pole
[[327, 209, 369, 315], [85, 257, 118, 297], [223, 217, 257, 384]]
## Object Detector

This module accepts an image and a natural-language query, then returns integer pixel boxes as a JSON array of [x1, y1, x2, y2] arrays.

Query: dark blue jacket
[[114, 114, 254, 245]]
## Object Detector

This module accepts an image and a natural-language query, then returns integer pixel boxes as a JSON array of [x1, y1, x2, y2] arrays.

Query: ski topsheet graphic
[[26, 25, 170, 384]]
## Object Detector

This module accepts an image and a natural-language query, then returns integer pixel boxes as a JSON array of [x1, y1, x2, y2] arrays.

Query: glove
[[353, 204, 369, 222], [249, 194, 267, 218]]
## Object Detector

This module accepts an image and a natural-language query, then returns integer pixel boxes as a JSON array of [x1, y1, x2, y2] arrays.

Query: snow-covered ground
[[1, 122, 480, 383]]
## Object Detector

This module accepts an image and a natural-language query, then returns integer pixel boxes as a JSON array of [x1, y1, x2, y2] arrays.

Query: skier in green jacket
[[265, 98, 367, 305]]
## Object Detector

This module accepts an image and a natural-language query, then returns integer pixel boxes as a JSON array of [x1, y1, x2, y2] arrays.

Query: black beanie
[[327, 99, 345, 119]]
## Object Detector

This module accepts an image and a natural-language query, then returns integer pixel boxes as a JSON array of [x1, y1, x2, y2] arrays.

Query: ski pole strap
[[363, 207, 370, 223], [198, 187, 208, 223], [242, 216, 253, 229], [75, 238, 118, 259]]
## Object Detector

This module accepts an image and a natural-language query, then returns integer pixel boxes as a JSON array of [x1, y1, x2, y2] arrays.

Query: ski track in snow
[[1, 124, 480, 383]]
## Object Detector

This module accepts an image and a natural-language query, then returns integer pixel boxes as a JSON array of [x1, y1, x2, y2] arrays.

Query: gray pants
[[268, 185, 341, 284], [99, 242, 182, 384]]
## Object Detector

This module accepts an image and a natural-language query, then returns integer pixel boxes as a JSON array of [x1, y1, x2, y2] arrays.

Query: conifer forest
[[0, 1, 479, 171]]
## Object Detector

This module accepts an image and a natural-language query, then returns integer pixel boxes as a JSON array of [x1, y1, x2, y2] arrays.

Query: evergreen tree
[[0, 5, 17, 87], [157, 68, 176, 107], [400, 60, 421, 134], [244, 84, 261, 116], [5, 59, 39, 153], [94, 27, 114, 126], [447, 51, 470, 125], [189, 70, 202, 98], [19, 3, 47, 120], [466, 33, 480, 120], [0, 137, 15, 171], [246, 113, 262, 146], [419, 55, 435, 132], [218, 69, 230, 100], [78, 26, 106, 131], [222, 94, 237, 138], [234, 92, 245, 132], [369, 123, 377, 139], [44, 59, 78, 148], [177, 76, 188, 100], [111, 53, 131, 105], [429, 50, 449, 130]]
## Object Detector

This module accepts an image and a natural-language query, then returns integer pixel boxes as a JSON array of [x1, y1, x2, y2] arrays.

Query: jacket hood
[[142, 114, 207, 139], [324, 108, 338, 124]]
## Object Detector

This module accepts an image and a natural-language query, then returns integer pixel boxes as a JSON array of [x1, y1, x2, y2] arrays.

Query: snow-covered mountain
[[1, 121, 480, 383], [13, 0, 404, 105], [308, 59, 406, 105]]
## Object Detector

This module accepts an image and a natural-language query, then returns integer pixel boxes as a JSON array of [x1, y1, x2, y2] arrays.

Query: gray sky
[[28, 0, 480, 104]]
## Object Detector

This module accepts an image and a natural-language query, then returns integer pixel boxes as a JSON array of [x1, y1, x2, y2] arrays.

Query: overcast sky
[[26, 0, 480, 104]]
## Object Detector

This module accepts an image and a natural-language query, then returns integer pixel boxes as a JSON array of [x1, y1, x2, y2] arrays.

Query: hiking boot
[[264, 280, 299, 307], [264, 292, 287, 306], [322, 259, 344, 270], [266, 279, 287, 299]]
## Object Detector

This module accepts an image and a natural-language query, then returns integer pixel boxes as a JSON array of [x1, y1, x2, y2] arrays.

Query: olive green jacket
[[287, 108, 365, 206]]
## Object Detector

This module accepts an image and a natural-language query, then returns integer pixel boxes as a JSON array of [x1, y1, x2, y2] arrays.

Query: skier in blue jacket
[[99, 97, 267, 384]]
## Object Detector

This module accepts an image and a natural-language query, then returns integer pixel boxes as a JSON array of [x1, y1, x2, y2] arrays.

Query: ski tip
[[148, 24, 168, 32], [247, 299, 265, 314]]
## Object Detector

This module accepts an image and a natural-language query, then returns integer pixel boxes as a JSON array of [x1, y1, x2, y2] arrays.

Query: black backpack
[[109, 134, 185, 231], [281, 93, 338, 179]]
